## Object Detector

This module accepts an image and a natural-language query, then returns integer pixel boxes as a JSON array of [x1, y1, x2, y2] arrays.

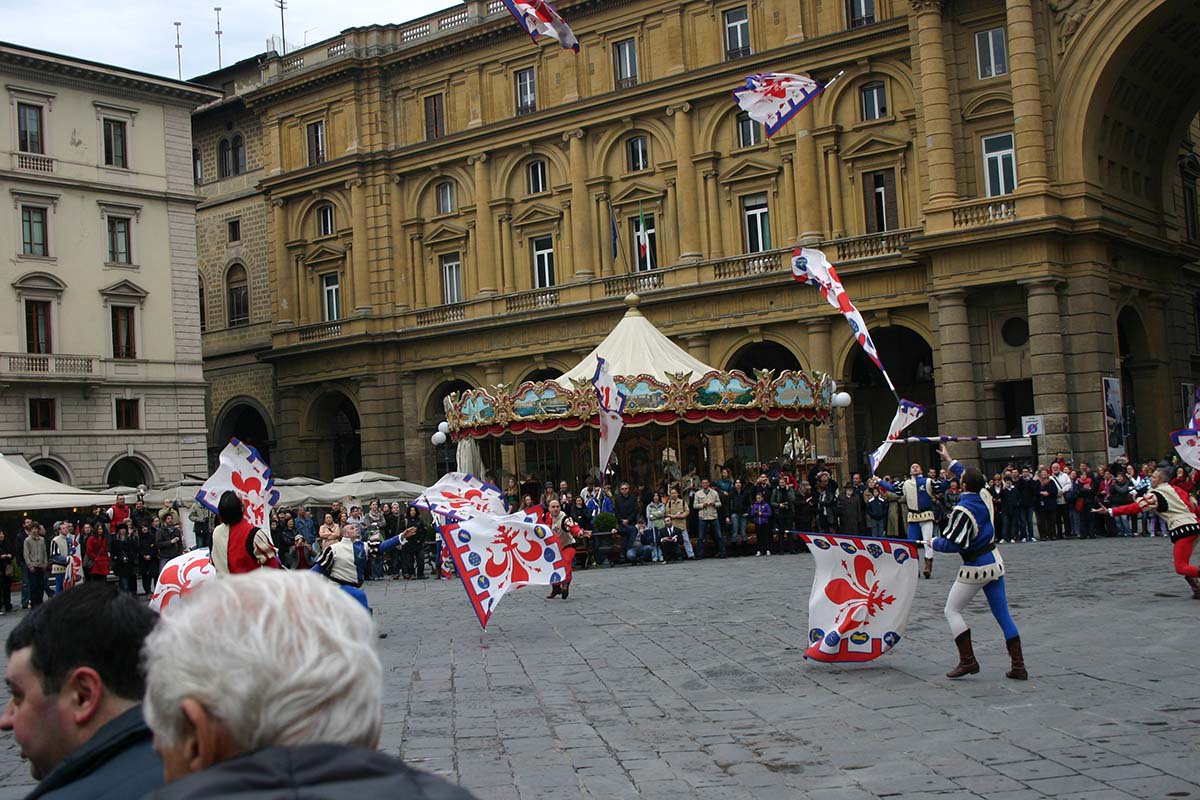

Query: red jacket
[[110, 503, 129, 529], [86, 534, 111, 576]]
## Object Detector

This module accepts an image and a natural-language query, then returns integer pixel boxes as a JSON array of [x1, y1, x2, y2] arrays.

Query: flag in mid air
[[868, 400, 926, 475], [501, 0, 579, 51], [592, 356, 628, 476], [797, 534, 919, 662], [195, 438, 278, 528], [732, 72, 830, 138]]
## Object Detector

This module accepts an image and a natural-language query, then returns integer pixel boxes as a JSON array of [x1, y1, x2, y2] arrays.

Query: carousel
[[444, 294, 838, 493]]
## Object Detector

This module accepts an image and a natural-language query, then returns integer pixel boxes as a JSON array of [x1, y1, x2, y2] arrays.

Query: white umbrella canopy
[[143, 479, 205, 507], [272, 476, 325, 507], [300, 472, 427, 506], [0, 454, 116, 512]]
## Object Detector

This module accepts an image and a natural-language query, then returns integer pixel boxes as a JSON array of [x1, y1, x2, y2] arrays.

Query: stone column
[[931, 289, 979, 461], [1005, 0, 1048, 188], [410, 233, 427, 307], [780, 153, 798, 244], [667, 103, 701, 261], [795, 107, 822, 243], [1022, 277, 1069, 455], [683, 333, 710, 367], [911, 0, 958, 206], [349, 178, 371, 314], [807, 320, 835, 458], [825, 146, 845, 239], [483, 361, 504, 389], [399, 372, 423, 481], [565, 129, 595, 278], [703, 171, 725, 258], [499, 213, 515, 291], [470, 154, 498, 295], [272, 198, 293, 324], [389, 177, 409, 309]]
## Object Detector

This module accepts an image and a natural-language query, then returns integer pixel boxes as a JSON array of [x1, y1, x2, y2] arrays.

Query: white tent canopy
[[559, 294, 717, 384], [303, 471, 427, 506], [0, 454, 117, 512]]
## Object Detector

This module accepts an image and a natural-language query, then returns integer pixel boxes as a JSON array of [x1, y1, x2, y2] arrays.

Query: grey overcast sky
[[1, 0, 460, 81]]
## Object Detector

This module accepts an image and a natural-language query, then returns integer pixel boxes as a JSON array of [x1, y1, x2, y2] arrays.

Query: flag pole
[[610, 198, 632, 275]]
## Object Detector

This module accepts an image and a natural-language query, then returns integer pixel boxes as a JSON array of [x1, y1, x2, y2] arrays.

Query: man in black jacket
[[1015, 467, 1040, 542], [142, 570, 476, 799], [613, 482, 640, 562], [0, 582, 161, 799]]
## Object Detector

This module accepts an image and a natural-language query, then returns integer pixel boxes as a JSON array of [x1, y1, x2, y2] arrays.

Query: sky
[[1, 0, 460, 81]]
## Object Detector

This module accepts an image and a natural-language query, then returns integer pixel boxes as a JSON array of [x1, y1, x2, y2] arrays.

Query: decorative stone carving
[[1049, 0, 1098, 53]]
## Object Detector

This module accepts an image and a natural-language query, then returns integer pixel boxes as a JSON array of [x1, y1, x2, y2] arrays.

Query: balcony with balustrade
[[1, 353, 99, 381]]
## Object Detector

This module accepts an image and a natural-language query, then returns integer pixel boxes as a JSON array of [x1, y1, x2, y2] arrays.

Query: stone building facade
[[0, 43, 219, 489], [197, 0, 1200, 483]]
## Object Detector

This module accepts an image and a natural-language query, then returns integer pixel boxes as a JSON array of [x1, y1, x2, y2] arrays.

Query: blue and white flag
[[502, 0, 579, 52], [868, 400, 926, 476], [732, 72, 838, 138]]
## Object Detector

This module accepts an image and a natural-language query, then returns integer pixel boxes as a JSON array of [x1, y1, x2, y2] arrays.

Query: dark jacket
[[28, 705, 161, 800], [147, 743, 478, 800], [1016, 476, 1039, 509], [613, 493, 639, 526], [1034, 478, 1058, 513], [728, 486, 751, 516], [156, 525, 184, 560]]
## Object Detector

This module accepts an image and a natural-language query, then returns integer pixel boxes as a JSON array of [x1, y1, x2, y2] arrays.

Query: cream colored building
[[196, 0, 1200, 484], [0, 44, 219, 489]]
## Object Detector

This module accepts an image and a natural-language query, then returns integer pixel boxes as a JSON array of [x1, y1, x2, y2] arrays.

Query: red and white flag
[[149, 549, 215, 613], [797, 534, 919, 662], [867, 399, 926, 475], [502, 0, 579, 52], [195, 439, 278, 529], [732, 72, 829, 138], [1171, 429, 1200, 471], [439, 508, 568, 629], [592, 356, 627, 477], [412, 472, 509, 522], [792, 248, 895, 395]]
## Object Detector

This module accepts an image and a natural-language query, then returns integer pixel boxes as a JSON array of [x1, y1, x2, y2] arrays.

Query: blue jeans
[[696, 518, 724, 557], [1016, 509, 1033, 540], [1114, 515, 1132, 536], [728, 514, 748, 543], [1002, 514, 1017, 542], [625, 544, 652, 563], [868, 519, 886, 537], [19, 564, 29, 607]]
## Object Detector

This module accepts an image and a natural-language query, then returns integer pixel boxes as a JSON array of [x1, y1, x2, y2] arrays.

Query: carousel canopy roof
[[559, 294, 716, 384]]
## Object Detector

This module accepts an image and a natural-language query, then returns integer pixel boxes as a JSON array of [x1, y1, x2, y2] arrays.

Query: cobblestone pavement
[[0, 537, 1196, 799]]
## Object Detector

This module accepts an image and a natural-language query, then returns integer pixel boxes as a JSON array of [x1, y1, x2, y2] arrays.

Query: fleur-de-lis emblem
[[823, 554, 895, 634], [483, 524, 546, 585]]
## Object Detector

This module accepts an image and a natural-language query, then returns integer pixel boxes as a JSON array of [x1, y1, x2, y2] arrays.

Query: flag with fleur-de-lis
[[438, 507, 568, 629], [797, 533, 919, 663], [195, 438, 278, 528]]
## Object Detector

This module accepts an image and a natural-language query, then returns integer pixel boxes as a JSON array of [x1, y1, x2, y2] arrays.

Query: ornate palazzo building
[[194, 0, 1200, 482]]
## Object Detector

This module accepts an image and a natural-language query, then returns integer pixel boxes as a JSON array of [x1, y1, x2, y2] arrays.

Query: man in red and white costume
[[1096, 466, 1200, 598], [210, 490, 282, 575]]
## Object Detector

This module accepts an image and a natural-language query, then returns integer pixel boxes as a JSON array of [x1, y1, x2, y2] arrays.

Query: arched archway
[[307, 392, 361, 480], [842, 326, 937, 475], [724, 341, 802, 375], [107, 456, 152, 489], [214, 399, 274, 466], [426, 380, 474, 477]]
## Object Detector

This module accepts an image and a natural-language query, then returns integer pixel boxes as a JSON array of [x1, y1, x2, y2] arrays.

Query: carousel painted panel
[[619, 377, 670, 414], [511, 381, 574, 421], [692, 371, 757, 410], [771, 371, 819, 409]]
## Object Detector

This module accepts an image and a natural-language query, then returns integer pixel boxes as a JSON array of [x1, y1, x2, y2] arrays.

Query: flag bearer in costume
[[210, 490, 282, 574], [932, 445, 1027, 681], [878, 453, 964, 579], [546, 498, 579, 599], [314, 523, 406, 611], [1096, 465, 1200, 598]]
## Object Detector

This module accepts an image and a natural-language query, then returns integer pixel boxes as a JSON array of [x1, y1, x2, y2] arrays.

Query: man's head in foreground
[[142, 570, 382, 782], [2, 582, 158, 780]]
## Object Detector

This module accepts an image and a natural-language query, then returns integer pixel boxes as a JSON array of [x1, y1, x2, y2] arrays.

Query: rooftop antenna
[[214, 7, 223, 69], [274, 0, 287, 55], [174, 22, 183, 80]]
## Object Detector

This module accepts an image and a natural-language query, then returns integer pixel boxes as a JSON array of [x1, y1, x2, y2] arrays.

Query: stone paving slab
[[0, 538, 1195, 799]]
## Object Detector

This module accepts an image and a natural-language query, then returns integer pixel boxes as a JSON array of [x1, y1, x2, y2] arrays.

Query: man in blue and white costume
[[932, 445, 1027, 680], [878, 447, 963, 579], [314, 523, 405, 612]]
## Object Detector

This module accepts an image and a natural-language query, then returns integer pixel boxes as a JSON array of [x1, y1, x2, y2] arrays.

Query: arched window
[[226, 263, 249, 327], [198, 274, 207, 333], [218, 138, 232, 178], [232, 134, 246, 175], [107, 457, 147, 489]]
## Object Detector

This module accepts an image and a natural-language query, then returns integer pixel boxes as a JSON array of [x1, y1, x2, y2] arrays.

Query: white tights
[[944, 580, 980, 638]]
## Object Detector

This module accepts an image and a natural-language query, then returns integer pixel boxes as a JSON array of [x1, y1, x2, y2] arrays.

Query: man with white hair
[[141, 571, 477, 798]]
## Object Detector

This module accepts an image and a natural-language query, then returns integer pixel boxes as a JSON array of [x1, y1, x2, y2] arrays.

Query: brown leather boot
[[1005, 636, 1028, 680], [561, 580, 570, 600], [1186, 576, 1200, 599], [946, 631, 980, 678], [546, 583, 561, 599], [923, 558, 932, 579]]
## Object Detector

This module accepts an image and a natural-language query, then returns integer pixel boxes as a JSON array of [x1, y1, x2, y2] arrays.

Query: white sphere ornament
[[437, 420, 450, 435], [432, 431, 448, 446], [828, 380, 837, 394], [833, 391, 853, 408]]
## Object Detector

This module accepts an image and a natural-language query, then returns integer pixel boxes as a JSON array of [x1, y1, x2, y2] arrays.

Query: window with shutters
[[630, 212, 658, 272], [862, 169, 898, 233], [25, 300, 51, 354], [436, 181, 456, 215], [21, 206, 48, 257], [106, 216, 132, 264], [306, 121, 326, 166], [983, 132, 1017, 196], [193, 148, 202, 184], [736, 112, 763, 148], [322, 273, 341, 321], [424, 94, 445, 140], [532, 236, 555, 288], [232, 134, 246, 174], [627, 136, 649, 171], [218, 139, 232, 178], [316, 204, 335, 237], [226, 263, 249, 327]]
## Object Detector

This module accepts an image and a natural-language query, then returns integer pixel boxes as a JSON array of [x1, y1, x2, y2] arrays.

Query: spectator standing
[[751, 492, 773, 555], [769, 476, 796, 553], [23, 525, 49, 606], [399, 506, 427, 580], [838, 485, 865, 536], [112, 523, 139, 594], [156, 514, 185, 571], [109, 495, 130, 531], [1, 583, 162, 798], [1052, 463, 1073, 538], [664, 486, 693, 559], [725, 480, 750, 556], [16, 521, 30, 609], [1016, 468, 1039, 542], [645, 492, 667, 561], [138, 523, 158, 595], [693, 479, 725, 558], [1034, 469, 1059, 541], [865, 488, 888, 537], [999, 476, 1020, 543], [1073, 466, 1099, 539], [188, 502, 214, 550], [49, 523, 70, 595], [814, 473, 840, 535], [0, 529, 14, 612], [1106, 471, 1135, 537]]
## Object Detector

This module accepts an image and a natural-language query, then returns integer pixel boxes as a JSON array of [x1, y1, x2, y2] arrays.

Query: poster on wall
[[1102, 376, 1126, 464]]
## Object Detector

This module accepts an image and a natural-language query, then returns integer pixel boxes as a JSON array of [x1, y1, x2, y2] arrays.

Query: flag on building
[[867, 399, 926, 475], [792, 247, 896, 395], [592, 356, 627, 476], [610, 203, 620, 260], [636, 202, 648, 262], [195, 438, 278, 529], [797, 533, 919, 662], [501, 0, 579, 52], [438, 509, 568, 629], [149, 549, 215, 613], [732, 72, 836, 138]]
